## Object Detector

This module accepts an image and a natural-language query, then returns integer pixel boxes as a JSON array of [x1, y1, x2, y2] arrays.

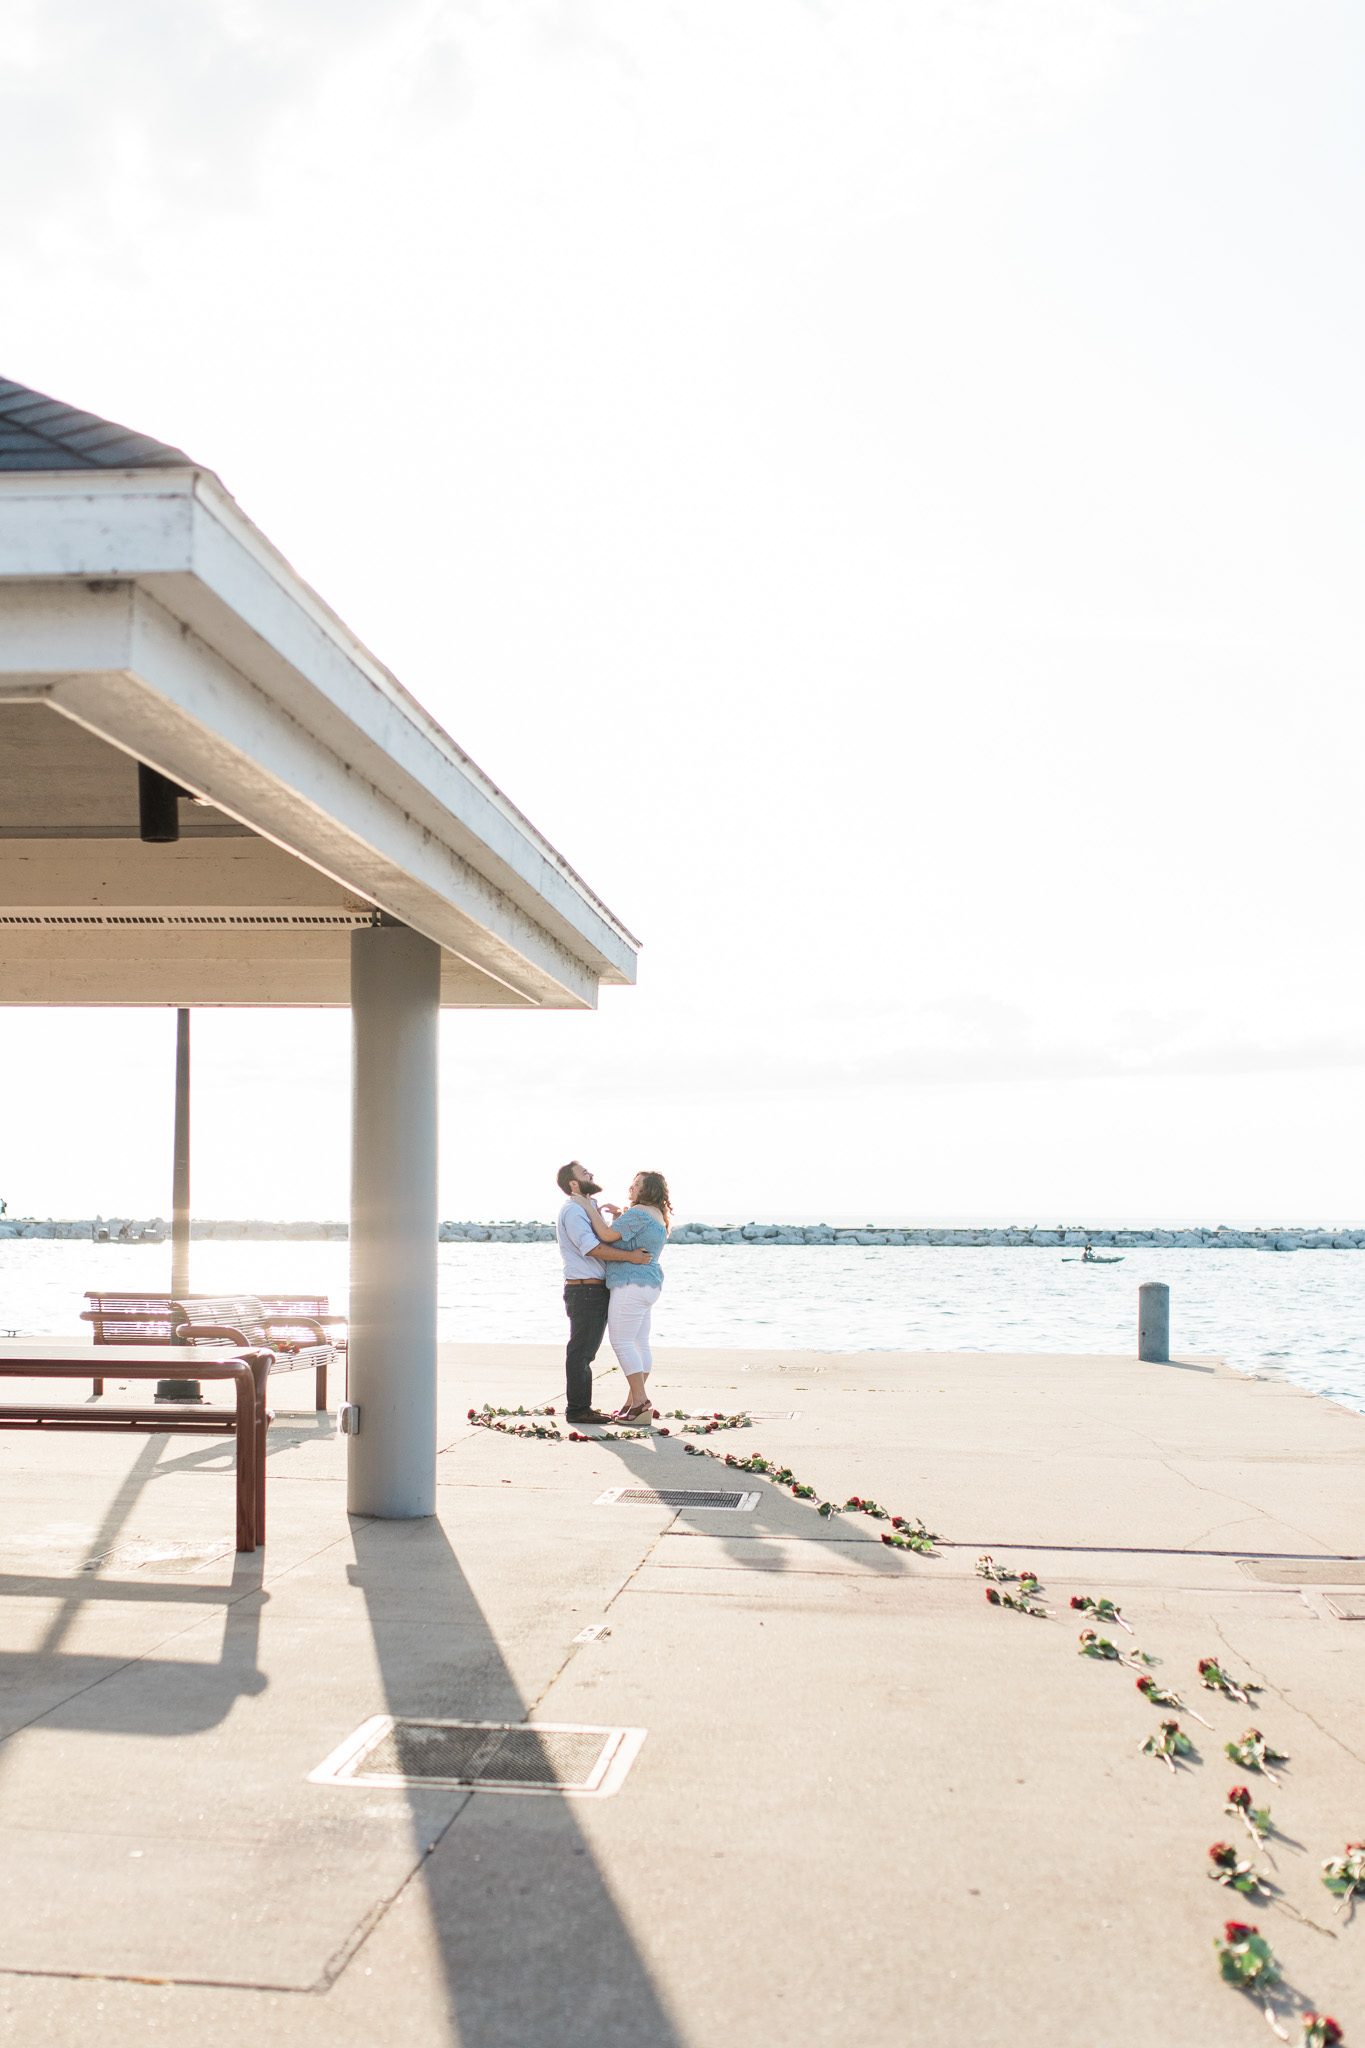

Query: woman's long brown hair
[[636, 1171, 672, 1230]]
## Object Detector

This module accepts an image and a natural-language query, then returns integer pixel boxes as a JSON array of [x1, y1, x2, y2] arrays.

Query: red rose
[[986, 1588, 1001, 1605], [1224, 1922, 1256, 1941], [659, 1427, 670, 1436], [1227, 1786, 1250, 1808]]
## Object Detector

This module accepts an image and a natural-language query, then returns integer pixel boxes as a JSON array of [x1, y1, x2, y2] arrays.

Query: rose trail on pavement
[[0, 1340, 1362, 2045]]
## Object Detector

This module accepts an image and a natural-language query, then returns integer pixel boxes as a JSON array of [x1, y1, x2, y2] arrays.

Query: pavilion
[[0, 375, 638, 1518]]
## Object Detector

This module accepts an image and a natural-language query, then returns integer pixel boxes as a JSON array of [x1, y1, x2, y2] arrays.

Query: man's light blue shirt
[[557, 1200, 606, 1282]]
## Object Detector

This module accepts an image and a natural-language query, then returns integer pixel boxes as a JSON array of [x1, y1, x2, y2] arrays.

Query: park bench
[[81, 1292, 343, 1409], [0, 1343, 271, 1552]]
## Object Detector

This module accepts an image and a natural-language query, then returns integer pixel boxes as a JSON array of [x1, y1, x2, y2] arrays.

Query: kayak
[[1063, 1252, 1124, 1263]]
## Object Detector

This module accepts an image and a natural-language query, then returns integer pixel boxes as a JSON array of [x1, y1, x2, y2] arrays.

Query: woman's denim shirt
[[604, 1206, 667, 1290]]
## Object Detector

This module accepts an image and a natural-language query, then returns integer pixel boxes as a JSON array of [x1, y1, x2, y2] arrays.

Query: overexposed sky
[[2, 0, 1364, 1224]]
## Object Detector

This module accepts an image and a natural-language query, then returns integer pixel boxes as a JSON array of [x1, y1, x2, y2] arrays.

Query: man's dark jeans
[[563, 1282, 609, 1413]]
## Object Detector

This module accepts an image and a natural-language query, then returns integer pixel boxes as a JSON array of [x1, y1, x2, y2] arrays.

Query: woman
[[580, 1170, 671, 1424]]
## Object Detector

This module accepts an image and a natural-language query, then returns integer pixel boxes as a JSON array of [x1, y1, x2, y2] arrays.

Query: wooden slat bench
[[81, 1293, 343, 1409], [0, 1343, 272, 1553]]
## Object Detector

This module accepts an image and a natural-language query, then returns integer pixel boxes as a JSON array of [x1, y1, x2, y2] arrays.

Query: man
[[556, 1161, 648, 1424]]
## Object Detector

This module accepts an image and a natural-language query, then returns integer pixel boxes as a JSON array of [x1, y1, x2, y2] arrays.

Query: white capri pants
[[608, 1284, 662, 1375]]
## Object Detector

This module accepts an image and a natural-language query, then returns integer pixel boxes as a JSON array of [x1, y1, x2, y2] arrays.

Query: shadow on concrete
[[351, 1509, 685, 2048], [0, 1434, 266, 1738], [580, 1428, 915, 1579], [148, 1408, 336, 1481]]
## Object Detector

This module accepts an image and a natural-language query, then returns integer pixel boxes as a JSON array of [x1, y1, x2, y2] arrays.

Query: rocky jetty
[[0, 1217, 349, 1243], [2, 1217, 1364, 1250], [663, 1222, 1365, 1250]]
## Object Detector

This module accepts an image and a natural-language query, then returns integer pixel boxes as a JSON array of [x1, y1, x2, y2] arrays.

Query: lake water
[[4, 1238, 1365, 1414]]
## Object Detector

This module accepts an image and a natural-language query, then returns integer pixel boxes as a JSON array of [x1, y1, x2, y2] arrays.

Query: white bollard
[[348, 922, 441, 1517], [1138, 1281, 1170, 1363]]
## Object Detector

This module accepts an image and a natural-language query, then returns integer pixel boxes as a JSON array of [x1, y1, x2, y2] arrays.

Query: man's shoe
[[564, 1407, 610, 1425]]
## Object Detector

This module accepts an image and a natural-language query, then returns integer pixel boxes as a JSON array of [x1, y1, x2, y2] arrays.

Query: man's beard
[[578, 1179, 601, 1197]]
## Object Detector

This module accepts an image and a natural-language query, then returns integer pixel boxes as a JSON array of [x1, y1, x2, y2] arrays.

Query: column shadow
[[350, 1510, 685, 2048], [582, 1429, 916, 1578]]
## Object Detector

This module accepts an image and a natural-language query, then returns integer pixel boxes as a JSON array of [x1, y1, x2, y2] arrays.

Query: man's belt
[[564, 1276, 605, 1285]]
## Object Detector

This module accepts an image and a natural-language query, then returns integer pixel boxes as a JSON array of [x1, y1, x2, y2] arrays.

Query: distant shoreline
[[3, 1218, 1365, 1251]]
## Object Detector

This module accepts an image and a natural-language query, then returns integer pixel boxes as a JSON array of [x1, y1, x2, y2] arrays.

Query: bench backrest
[[83, 1292, 335, 1346], [81, 1293, 179, 1344], [255, 1296, 332, 1343], [172, 1295, 272, 1344]]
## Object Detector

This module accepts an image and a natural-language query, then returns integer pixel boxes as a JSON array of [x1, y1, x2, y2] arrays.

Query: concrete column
[[348, 922, 441, 1518], [1138, 1281, 1170, 1364]]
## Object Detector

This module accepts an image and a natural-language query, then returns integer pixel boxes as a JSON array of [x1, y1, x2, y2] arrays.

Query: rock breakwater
[[665, 1222, 1365, 1251], [2, 1218, 1364, 1251], [0, 1218, 350, 1244]]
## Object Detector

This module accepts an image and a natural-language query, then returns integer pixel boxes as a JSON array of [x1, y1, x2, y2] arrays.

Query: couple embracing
[[555, 1160, 671, 1427]]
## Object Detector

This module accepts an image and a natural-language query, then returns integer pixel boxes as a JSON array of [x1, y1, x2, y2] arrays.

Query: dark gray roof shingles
[[0, 377, 192, 471]]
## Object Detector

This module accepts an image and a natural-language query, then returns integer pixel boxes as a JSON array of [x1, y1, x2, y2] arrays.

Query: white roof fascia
[[0, 469, 639, 1007], [0, 583, 595, 1008]]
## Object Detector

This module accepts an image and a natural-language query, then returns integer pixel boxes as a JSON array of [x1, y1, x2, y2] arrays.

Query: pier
[[0, 1340, 1361, 2042]]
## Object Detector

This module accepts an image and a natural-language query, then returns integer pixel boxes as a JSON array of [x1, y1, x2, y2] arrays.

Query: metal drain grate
[[595, 1486, 760, 1511], [1240, 1559, 1365, 1586], [309, 1718, 646, 1798], [369, 1724, 607, 1785]]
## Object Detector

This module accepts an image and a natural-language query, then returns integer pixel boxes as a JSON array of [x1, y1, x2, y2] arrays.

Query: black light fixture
[[137, 763, 188, 843]]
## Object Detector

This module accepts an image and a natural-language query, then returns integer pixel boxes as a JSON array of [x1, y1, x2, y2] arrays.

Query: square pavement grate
[[309, 1718, 646, 1798], [595, 1486, 760, 1511], [1240, 1559, 1365, 1586]]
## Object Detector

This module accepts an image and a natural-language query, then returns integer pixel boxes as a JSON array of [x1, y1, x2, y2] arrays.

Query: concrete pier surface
[[0, 1342, 1363, 2045]]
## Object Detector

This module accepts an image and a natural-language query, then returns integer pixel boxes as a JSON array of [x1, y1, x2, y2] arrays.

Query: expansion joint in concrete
[[1213, 1620, 1365, 1775]]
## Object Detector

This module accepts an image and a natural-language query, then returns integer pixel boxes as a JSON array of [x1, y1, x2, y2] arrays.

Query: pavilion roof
[[0, 377, 638, 1007], [0, 377, 191, 473]]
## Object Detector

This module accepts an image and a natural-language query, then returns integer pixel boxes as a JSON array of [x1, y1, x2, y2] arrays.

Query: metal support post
[[347, 921, 440, 1517], [157, 1007, 201, 1402]]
